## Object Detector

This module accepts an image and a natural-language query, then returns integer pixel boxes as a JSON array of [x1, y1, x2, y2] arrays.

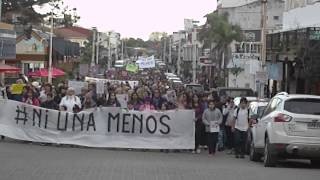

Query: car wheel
[[264, 137, 277, 167], [249, 139, 261, 162], [311, 159, 320, 167]]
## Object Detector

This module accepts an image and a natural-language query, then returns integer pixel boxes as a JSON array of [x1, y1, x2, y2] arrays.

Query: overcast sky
[[62, 0, 217, 40]]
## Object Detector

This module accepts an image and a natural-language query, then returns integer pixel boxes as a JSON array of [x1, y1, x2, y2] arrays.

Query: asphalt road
[[0, 141, 319, 180]]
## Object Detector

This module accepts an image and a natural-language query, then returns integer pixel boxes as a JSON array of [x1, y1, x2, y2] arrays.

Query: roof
[[219, 0, 258, 8], [55, 27, 92, 39], [16, 30, 48, 43]]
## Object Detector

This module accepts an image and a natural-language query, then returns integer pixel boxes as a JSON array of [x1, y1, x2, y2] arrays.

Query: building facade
[[217, 0, 285, 91], [266, 0, 320, 95]]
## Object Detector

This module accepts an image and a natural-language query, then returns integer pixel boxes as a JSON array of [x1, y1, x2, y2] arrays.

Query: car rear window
[[284, 98, 320, 115], [219, 89, 254, 97], [186, 86, 204, 93]]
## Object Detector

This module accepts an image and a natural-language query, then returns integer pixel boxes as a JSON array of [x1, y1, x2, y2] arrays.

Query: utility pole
[[260, 0, 268, 98], [96, 31, 100, 65], [48, 10, 54, 84], [163, 38, 166, 62], [91, 27, 96, 68], [169, 37, 172, 64], [108, 34, 111, 70], [192, 29, 197, 84], [177, 37, 181, 75], [121, 40, 124, 59], [261, 0, 267, 67], [0, 0, 2, 22]]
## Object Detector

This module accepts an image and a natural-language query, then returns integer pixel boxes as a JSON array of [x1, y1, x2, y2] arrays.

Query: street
[[0, 141, 319, 180]]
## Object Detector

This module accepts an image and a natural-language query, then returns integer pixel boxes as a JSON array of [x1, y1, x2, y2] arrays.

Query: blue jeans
[[218, 126, 226, 150]]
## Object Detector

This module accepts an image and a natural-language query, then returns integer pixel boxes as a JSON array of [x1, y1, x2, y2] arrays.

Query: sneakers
[[192, 150, 196, 154], [196, 149, 201, 154]]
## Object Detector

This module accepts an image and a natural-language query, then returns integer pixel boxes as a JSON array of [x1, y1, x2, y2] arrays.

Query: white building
[[217, 0, 285, 91], [283, 0, 320, 30]]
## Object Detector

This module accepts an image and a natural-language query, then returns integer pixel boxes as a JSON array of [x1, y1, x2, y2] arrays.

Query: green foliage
[[2, 0, 79, 27], [199, 12, 242, 85], [200, 12, 242, 50], [229, 66, 244, 77], [149, 32, 168, 42], [80, 35, 93, 64]]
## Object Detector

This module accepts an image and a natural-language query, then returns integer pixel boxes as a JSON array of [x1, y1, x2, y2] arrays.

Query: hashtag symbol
[[15, 106, 28, 125]]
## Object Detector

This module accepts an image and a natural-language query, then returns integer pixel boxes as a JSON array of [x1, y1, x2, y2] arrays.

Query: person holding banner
[[139, 97, 155, 111], [202, 100, 223, 155], [151, 89, 166, 110], [104, 92, 121, 107], [192, 94, 205, 154], [59, 87, 82, 112], [22, 89, 40, 106]]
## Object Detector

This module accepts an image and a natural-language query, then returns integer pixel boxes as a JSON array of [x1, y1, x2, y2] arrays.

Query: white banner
[[116, 94, 128, 108], [68, 81, 88, 95], [85, 77, 138, 89], [138, 56, 155, 69], [0, 100, 195, 149], [96, 80, 105, 95]]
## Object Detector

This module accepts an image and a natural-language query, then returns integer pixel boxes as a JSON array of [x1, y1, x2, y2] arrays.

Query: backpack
[[235, 108, 250, 122]]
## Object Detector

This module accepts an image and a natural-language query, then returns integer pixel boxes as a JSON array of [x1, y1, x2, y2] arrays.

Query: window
[[284, 98, 320, 115], [263, 98, 282, 116], [273, 16, 279, 20]]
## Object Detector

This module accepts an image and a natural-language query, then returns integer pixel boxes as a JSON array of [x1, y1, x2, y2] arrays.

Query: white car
[[249, 92, 320, 167]]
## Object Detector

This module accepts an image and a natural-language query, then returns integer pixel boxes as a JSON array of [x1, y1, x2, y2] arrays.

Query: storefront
[[266, 27, 320, 95]]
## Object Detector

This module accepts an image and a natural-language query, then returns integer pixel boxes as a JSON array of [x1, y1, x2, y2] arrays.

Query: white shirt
[[234, 108, 249, 132], [223, 105, 236, 127], [59, 95, 81, 112], [39, 90, 47, 103]]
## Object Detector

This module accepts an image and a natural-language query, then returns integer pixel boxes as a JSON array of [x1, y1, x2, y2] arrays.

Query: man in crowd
[[232, 97, 249, 159]]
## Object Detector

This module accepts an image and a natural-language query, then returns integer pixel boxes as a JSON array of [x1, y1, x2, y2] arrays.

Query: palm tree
[[199, 12, 242, 86]]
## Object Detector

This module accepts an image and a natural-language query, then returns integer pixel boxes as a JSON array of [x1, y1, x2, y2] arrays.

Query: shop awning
[[0, 64, 20, 73], [27, 67, 65, 77]]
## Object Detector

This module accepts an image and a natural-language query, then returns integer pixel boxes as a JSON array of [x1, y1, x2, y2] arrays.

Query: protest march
[[0, 68, 242, 156]]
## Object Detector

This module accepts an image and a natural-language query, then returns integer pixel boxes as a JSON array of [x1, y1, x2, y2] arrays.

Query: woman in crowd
[[139, 97, 155, 111], [151, 89, 166, 110], [59, 87, 82, 112], [41, 92, 58, 110], [104, 92, 121, 107], [176, 93, 188, 109], [186, 91, 194, 108], [202, 100, 223, 155], [192, 94, 205, 154], [22, 89, 40, 106], [39, 83, 53, 103], [54, 86, 67, 105], [130, 92, 142, 110]]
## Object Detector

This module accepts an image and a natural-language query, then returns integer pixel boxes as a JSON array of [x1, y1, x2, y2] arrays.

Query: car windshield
[[284, 98, 320, 115]]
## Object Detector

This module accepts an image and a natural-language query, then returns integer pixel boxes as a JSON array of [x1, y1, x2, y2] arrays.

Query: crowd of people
[[0, 70, 253, 159]]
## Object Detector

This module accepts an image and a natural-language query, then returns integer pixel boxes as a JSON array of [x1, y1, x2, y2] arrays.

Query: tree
[[149, 32, 168, 42], [2, 0, 53, 25], [2, 0, 79, 27], [199, 12, 242, 86]]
